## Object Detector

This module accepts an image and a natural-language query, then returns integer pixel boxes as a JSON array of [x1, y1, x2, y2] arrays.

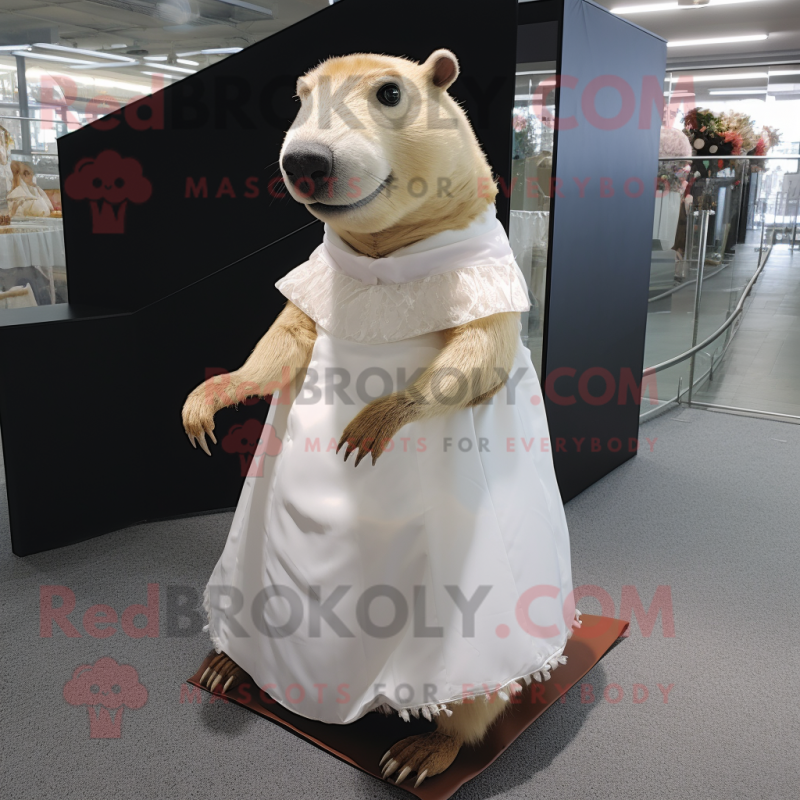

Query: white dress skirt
[[203, 204, 579, 725]]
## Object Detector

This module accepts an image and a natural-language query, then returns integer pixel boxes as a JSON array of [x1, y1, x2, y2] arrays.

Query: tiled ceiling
[[0, 0, 329, 56], [590, 0, 800, 66], [0, 0, 797, 69]]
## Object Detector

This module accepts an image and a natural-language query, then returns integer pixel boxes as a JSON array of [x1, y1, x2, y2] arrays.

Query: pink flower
[[513, 115, 527, 133], [722, 130, 744, 155]]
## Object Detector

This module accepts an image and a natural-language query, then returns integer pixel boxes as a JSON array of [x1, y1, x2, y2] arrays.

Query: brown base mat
[[187, 614, 628, 799]]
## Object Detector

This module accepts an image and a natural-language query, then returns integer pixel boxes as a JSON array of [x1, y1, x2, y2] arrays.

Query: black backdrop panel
[[2, 0, 666, 554], [542, 0, 666, 499], [2, 0, 519, 555], [57, 0, 519, 312]]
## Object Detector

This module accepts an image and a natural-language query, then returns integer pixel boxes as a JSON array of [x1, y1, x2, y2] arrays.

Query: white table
[[0, 218, 65, 304]]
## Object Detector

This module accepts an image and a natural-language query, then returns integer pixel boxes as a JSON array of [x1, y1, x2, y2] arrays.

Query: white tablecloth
[[0, 220, 65, 304], [0, 223, 65, 270], [652, 193, 681, 252]]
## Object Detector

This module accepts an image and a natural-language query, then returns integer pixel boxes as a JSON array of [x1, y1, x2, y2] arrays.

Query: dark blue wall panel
[[543, 0, 666, 499]]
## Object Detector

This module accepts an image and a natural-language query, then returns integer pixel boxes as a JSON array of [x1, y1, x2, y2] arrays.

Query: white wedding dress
[[203, 203, 579, 725]]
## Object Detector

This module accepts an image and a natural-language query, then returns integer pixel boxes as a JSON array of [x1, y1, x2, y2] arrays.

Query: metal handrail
[[648, 260, 730, 304], [657, 155, 800, 160], [643, 240, 771, 376]]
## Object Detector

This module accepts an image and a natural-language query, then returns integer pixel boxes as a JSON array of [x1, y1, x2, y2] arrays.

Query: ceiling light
[[516, 70, 557, 76], [211, 0, 273, 13], [93, 76, 153, 91], [34, 43, 136, 62], [69, 61, 141, 70], [0, 45, 31, 51], [670, 72, 767, 83], [147, 56, 200, 68], [109, 44, 128, 49], [770, 69, 800, 77], [667, 34, 769, 48], [613, 0, 761, 13], [201, 47, 243, 54], [24, 68, 152, 93], [176, 47, 243, 57], [143, 64, 196, 74], [709, 88, 769, 94], [613, 1, 678, 10], [12, 51, 98, 65], [141, 71, 175, 80]]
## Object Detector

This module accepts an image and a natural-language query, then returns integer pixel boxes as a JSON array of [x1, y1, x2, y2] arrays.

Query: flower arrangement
[[658, 161, 692, 194], [658, 127, 692, 194], [681, 107, 782, 176], [719, 110, 758, 153], [748, 125, 782, 170], [511, 109, 552, 161], [761, 125, 781, 151], [683, 107, 724, 138], [512, 112, 532, 160], [722, 130, 744, 155]]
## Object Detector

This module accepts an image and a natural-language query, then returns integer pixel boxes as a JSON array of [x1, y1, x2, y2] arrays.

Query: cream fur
[[182, 301, 316, 453], [186, 49, 515, 774], [280, 49, 498, 256], [437, 693, 511, 746]]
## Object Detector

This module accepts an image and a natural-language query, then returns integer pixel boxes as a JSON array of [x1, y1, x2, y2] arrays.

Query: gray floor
[[1, 404, 798, 799], [694, 244, 800, 418]]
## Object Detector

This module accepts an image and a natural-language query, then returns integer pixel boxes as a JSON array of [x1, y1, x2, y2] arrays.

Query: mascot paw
[[182, 388, 218, 456], [380, 731, 461, 788], [199, 653, 249, 694], [336, 394, 412, 467]]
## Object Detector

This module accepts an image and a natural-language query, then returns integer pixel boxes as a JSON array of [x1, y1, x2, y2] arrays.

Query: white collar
[[318, 203, 511, 286]]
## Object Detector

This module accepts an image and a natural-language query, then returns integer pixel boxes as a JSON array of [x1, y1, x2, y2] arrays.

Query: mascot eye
[[114, 177, 125, 188], [377, 83, 401, 107]]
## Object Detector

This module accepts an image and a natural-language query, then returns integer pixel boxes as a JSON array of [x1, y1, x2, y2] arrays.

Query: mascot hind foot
[[199, 652, 250, 694], [381, 693, 509, 787]]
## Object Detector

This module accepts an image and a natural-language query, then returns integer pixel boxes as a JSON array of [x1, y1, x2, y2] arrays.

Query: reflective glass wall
[[509, 59, 557, 375], [0, 0, 325, 310], [640, 62, 800, 416]]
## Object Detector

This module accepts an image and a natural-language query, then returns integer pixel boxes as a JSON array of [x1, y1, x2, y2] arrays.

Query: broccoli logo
[[63, 656, 147, 738], [222, 419, 283, 476], [64, 150, 152, 234]]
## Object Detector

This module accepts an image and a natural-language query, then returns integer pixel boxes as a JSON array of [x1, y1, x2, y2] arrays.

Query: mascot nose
[[282, 143, 333, 197]]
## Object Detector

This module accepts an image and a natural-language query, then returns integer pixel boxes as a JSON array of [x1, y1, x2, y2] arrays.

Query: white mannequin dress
[[8, 179, 53, 218], [203, 203, 579, 725]]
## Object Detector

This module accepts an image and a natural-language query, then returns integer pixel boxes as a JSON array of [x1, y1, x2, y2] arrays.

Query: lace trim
[[275, 249, 531, 345], [373, 610, 583, 721], [203, 590, 581, 721], [202, 584, 225, 655]]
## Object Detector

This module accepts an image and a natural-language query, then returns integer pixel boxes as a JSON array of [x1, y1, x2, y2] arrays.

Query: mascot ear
[[423, 49, 460, 90]]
